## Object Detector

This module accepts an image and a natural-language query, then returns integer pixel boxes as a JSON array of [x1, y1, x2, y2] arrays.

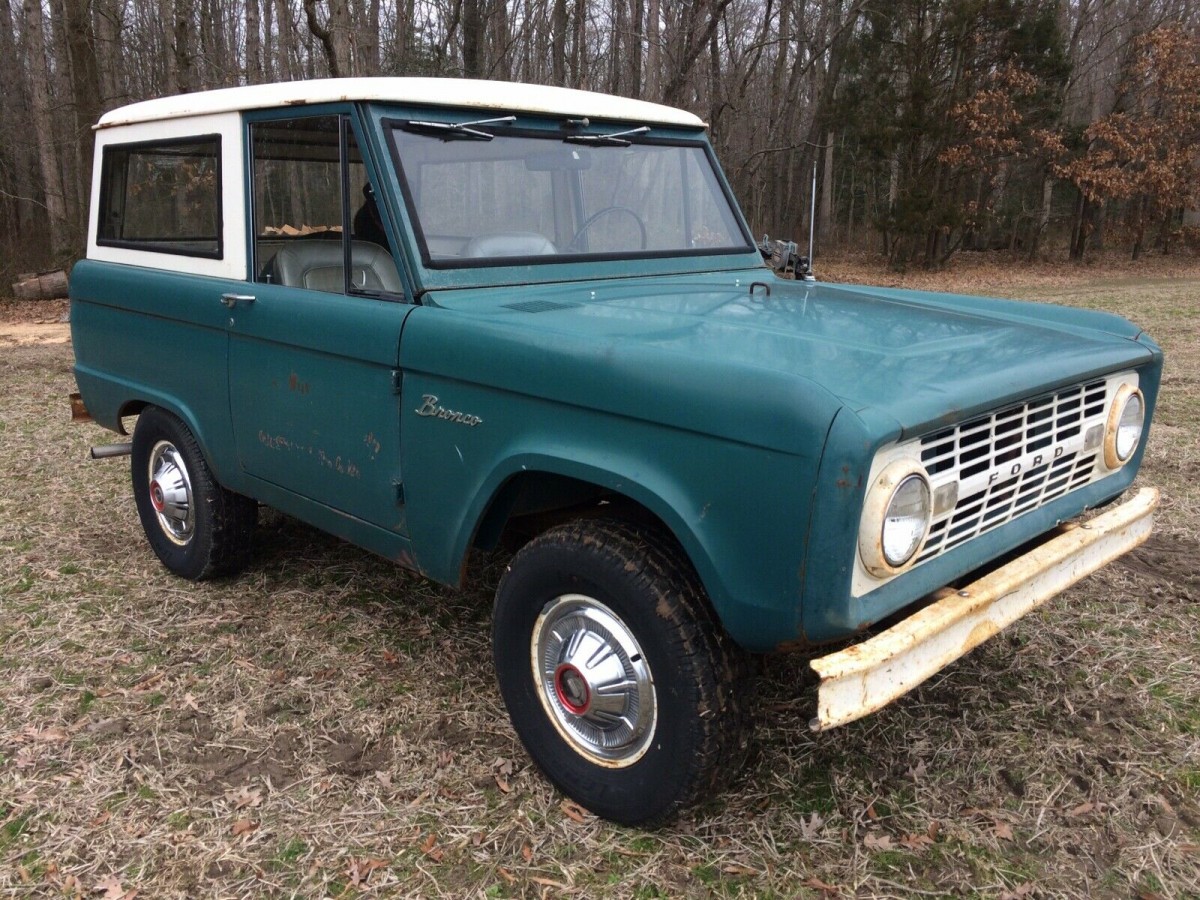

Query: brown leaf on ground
[[999, 884, 1035, 900], [498, 868, 517, 884], [899, 831, 935, 850], [130, 672, 163, 692], [993, 820, 1015, 841], [231, 818, 258, 836], [560, 800, 589, 823], [229, 786, 263, 809], [420, 833, 444, 862], [91, 875, 125, 899], [863, 832, 895, 850], [802, 876, 841, 895], [1067, 801, 1100, 817], [521, 843, 533, 862], [29, 725, 69, 743], [347, 857, 388, 886], [722, 863, 758, 876], [494, 774, 511, 793]]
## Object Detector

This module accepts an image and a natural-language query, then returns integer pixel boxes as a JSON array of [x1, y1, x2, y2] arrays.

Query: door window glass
[[251, 116, 400, 295]]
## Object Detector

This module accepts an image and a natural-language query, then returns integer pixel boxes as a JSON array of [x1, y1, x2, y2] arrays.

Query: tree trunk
[[1027, 174, 1053, 261], [462, 0, 484, 77], [21, 0, 69, 257], [551, 0, 567, 84], [63, 0, 101, 247], [173, 0, 195, 92], [645, 0, 660, 100], [818, 131, 834, 251], [246, 0, 262, 82], [303, 0, 343, 77]]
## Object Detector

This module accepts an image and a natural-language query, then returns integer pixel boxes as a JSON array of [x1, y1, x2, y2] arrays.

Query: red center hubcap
[[554, 664, 591, 715], [150, 481, 165, 512]]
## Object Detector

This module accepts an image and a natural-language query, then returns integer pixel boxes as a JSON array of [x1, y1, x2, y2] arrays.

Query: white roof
[[97, 77, 706, 129]]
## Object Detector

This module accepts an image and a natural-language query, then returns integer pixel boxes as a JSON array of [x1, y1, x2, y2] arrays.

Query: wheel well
[[473, 472, 670, 555], [116, 400, 150, 435]]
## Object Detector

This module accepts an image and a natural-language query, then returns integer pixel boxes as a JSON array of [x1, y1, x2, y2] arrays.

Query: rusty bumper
[[809, 487, 1159, 732]]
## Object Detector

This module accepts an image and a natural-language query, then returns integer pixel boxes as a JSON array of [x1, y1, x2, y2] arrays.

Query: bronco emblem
[[415, 394, 483, 427]]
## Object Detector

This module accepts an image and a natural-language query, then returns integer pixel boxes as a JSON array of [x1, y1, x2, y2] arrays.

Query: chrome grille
[[916, 378, 1110, 562]]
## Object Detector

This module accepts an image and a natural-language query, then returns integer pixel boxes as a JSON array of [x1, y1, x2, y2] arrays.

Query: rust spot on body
[[287, 372, 310, 395]]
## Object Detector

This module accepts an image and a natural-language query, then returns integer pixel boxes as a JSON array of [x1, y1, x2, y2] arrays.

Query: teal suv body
[[70, 78, 1161, 824]]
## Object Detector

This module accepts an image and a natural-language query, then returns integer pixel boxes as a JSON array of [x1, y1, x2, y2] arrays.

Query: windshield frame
[[382, 116, 756, 273]]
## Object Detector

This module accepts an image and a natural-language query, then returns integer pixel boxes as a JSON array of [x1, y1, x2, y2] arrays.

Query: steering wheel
[[567, 206, 648, 252]]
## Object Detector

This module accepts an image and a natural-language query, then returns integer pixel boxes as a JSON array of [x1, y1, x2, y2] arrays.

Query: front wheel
[[131, 407, 257, 580], [492, 519, 751, 825]]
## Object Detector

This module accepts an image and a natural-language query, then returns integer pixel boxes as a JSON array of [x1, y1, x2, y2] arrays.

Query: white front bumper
[[809, 487, 1159, 731]]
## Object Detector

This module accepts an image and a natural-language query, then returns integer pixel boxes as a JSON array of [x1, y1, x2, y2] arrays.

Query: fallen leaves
[[420, 833, 444, 862], [492, 757, 515, 794], [346, 856, 388, 887], [228, 786, 264, 810], [91, 875, 136, 900], [802, 876, 841, 895], [862, 832, 894, 851], [231, 818, 258, 837], [559, 800, 589, 824]]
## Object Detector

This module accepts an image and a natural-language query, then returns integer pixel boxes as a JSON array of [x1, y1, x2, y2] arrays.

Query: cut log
[[12, 269, 68, 301]]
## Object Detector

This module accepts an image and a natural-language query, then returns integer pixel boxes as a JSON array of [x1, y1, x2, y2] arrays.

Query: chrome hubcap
[[532, 594, 656, 766], [147, 440, 194, 545]]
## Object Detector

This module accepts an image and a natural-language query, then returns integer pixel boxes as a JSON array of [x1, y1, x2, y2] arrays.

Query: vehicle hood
[[419, 270, 1155, 444]]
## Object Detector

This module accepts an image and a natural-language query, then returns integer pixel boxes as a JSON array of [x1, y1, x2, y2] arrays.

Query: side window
[[97, 136, 221, 258], [251, 116, 400, 296]]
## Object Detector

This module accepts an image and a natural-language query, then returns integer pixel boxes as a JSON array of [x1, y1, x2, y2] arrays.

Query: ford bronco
[[69, 78, 1161, 825]]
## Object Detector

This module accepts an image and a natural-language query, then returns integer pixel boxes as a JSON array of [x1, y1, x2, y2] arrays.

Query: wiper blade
[[402, 115, 516, 141], [564, 125, 651, 147]]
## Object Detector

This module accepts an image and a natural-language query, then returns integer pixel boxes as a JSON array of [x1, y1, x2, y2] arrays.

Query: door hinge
[[393, 480, 405, 505], [391, 370, 403, 394]]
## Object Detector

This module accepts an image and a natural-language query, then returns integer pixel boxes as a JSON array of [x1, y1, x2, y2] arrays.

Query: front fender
[[400, 373, 831, 651]]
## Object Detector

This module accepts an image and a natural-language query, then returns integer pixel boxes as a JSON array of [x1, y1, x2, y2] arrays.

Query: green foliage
[[833, 0, 1069, 267]]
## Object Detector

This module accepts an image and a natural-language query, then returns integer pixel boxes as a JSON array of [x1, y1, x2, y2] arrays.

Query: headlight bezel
[[859, 460, 933, 578], [1103, 383, 1145, 470]]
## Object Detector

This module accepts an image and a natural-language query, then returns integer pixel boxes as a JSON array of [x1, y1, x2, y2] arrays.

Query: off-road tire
[[131, 406, 256, 580], [492, 518, 752, 825]]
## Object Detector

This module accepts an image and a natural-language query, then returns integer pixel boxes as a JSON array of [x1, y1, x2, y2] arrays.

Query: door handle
[[221, 293, 256, 308]]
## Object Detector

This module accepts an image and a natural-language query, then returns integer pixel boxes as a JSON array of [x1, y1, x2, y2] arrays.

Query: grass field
[[1, 256, 1198, 898]]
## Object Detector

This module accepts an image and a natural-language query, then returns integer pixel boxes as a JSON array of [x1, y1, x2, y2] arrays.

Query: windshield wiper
[[401, 115, 516, 141], [564, 125, 651, 147]]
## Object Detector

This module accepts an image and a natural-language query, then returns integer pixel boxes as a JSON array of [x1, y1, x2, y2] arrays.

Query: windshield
[[390, 125, 750, 267]]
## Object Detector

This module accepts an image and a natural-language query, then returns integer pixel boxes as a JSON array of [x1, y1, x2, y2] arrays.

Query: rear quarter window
[[97, 135, 222, 258]]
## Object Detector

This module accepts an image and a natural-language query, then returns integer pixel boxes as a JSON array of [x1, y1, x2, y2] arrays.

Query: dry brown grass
[[1, 260, 1198, 898]]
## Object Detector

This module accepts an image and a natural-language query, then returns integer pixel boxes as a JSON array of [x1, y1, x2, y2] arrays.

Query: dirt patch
[[0, 322, 71, 345], [1119, 532, 1200, 599], [0, 298, 68, 323]]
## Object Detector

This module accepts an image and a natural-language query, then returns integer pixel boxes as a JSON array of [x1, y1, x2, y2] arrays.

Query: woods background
[[3, 0, 1200, 290]]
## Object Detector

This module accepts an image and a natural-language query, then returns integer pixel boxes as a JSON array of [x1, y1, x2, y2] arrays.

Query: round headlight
[[1104, 384, 1145, 469], [860, 462, 932, 577], [882, 474, 932, 567]]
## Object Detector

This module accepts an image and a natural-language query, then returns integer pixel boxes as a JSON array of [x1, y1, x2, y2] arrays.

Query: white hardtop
[[96, 77, 707, 130]]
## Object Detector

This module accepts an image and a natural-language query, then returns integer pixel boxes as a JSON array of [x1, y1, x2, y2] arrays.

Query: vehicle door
[[227, 110, 412, 532]]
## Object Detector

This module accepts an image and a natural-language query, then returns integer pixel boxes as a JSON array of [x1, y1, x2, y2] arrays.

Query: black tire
[[492, 519, 751, 826], [131, 406, 257, 580]]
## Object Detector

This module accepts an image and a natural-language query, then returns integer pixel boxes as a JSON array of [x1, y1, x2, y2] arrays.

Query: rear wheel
[[492, 519, 751, 825], [131, 407, 256, 580]]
